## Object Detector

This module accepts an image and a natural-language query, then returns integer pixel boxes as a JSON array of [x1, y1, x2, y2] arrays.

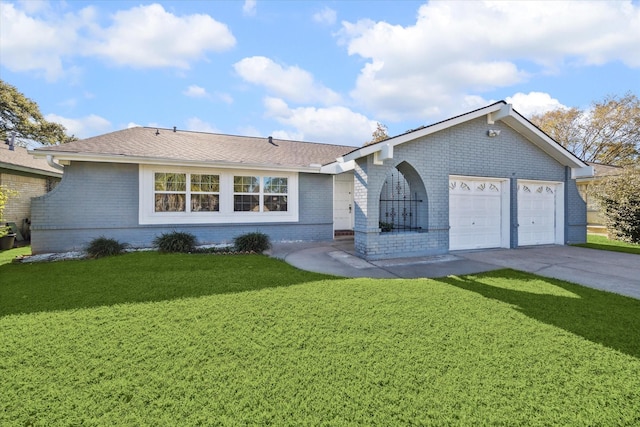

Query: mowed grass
[[575, 234, 640, 255], [1, 253, 640, 425], [0, 245, 30, 266]]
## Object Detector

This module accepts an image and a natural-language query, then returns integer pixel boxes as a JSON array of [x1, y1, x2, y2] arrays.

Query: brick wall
[[353, 116, 586, 260], [30, 162, 335, 253], [0, 172, 59, 235]]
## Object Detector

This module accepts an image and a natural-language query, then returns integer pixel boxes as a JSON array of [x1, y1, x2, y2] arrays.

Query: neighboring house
[[30, 102, 592, 258], [1, 140, 63, 239], [576, 162, 622, 235]]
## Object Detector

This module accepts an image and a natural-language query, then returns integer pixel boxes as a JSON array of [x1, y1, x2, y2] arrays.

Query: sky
[[1, 0, 639, 148]]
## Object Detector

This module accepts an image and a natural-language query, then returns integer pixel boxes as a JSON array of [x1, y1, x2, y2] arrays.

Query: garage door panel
[[518, 181, 557, 246], [449, 178, 506, 251]]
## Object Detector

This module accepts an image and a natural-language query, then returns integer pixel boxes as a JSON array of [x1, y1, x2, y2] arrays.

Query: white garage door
[[449, 177, 507, 250], [517, 181, 559, 246]]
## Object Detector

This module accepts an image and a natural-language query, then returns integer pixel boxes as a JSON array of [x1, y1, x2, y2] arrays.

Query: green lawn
[[1, 252, 639, 425], [0, 245, 30, 266], [575, 234, 640, 255]]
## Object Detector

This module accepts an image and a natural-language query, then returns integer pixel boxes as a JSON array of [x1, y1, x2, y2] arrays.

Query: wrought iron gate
[[379, 171, 422, 232]]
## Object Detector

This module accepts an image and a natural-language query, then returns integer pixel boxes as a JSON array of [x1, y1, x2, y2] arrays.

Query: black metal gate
[[379, 171, 422, 232]]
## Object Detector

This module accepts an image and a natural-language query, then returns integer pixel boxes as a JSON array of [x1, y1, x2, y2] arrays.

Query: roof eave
[[29, 151, 324, 174], [0, 162, 63, 178]]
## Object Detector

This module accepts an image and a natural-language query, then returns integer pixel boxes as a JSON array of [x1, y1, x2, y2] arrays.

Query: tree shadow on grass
[[0, 252, 342, 317], [435, 269, 640, 359]]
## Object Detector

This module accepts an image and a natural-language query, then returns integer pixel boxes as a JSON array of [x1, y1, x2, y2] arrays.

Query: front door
[[334, 174, 354, 231]]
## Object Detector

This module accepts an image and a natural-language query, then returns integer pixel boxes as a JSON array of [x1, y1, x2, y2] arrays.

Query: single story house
[[1, 138, 63, 240], [30, 101, 592, 258]]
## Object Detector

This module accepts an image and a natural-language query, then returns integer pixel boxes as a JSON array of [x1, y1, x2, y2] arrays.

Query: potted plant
[[0, 224, 16, 250], [0, 186, 17, 250]]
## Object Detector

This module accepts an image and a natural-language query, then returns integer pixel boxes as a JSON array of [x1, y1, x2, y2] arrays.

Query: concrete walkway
[[267, 239, 640, 300]]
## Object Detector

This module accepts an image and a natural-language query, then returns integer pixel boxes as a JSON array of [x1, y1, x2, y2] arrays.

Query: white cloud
[[215, 92, 234, 104], [243, 0, 257, 17], [340, 1, 640, 120], [127, 122, 142, 128], [92, 4, 235, 69], [185, 117, 220, 133], [0, 2, 236, 80], [264, 97, 377, 146], [183, 85, 209, 98], [313, 7, 336, 25], [45, 113, 112, 138], [234, 56, 341, 105], [506, 92, 569, 118], [0, 2, 87, 80]]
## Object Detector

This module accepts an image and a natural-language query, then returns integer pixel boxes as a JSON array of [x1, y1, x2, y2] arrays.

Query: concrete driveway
[[268, 240, 640, 300]]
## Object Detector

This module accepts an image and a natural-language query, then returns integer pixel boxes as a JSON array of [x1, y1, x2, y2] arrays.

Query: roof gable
[[322, 102, 593, 179]]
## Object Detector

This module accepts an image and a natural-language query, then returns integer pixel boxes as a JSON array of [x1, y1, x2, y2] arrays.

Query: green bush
[[153, 231, 197, 253], [233, 232, 270, 253], [590, 168, 640, 244], [86, 237, 127, 258]]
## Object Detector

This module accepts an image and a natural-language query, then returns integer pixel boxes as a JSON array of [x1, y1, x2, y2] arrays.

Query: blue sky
[[1, 0, 639, 147]]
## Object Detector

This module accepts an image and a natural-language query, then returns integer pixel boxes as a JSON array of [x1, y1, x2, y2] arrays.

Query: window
[[191, 174, 219, 212], [154, 173, 219, 212], [234, 176, 260, 212], [234, 176, 288, 212], [140, 166, 298, 225], [264, 177, 288, 212], [155, 173, 186, 212]]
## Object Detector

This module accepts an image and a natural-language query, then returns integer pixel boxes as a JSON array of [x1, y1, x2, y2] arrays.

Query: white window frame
[[139, 165, 298, 225]]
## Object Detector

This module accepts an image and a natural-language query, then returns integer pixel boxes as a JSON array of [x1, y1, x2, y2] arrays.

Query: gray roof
[[33, 127, 356, 170], [586, 162, 622, 177], [1, 143, 63, 177]]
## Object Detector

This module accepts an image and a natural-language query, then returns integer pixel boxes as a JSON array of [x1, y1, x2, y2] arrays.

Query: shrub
[[233, 232, 270, 253], [590, 168, 640, 244], [86, 237, 127, 258], [153, 231, 197, 253]]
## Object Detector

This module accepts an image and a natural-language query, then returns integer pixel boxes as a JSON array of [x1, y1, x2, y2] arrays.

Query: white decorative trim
[[139, 165, 298, 225]]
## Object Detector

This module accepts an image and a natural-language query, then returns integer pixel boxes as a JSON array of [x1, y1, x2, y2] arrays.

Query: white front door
[[334, 174, 354, 230], [518, 180, 562, 246], [449, 177, 509, 250]]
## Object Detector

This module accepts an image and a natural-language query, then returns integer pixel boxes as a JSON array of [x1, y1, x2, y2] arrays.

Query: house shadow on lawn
[[435, 269, 640, 359], [0, 252, 341, 317]]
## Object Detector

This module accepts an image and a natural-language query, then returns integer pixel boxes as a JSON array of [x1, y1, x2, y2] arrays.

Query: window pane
[[155, 173, 186, 191], [234, 176, 259, 193], [191, 194, 219, 212], [264, 177, 288, 194], [191, 174, 219, 192], [264, 195, 287, 212], [234, 194, 260, 211], [155, 194, 186, 212]]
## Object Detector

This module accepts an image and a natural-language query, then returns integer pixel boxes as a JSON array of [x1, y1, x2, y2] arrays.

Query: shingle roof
[[1, 143, 63, 176], [586, 162, 622, 177], [33, 127, 356, 169]]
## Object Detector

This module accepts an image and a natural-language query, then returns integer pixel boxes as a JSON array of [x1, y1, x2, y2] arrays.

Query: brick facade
[[30, 162, 334, 253], [353, 116, 587, 260]]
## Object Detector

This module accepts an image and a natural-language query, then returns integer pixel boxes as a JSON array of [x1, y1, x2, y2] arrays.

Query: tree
[[530, 92, 640, 166], [589, 167, 640, 243], [364, 122, 389, 146], [0, 79, 76, 146]]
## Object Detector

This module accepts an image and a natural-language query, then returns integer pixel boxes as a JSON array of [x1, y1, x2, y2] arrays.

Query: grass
[[1, 253, 640, 425], [574, 234, 640, 255], [0, 245, 30, 266]]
